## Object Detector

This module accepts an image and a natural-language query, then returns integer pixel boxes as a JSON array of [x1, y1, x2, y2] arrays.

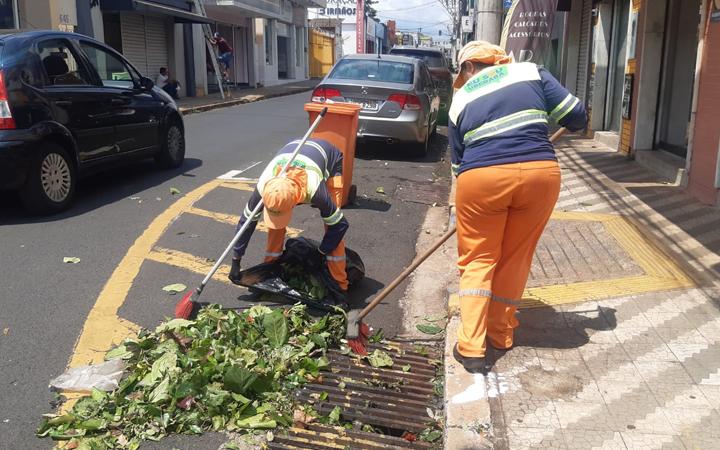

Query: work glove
[[228, 258, 242, 285]]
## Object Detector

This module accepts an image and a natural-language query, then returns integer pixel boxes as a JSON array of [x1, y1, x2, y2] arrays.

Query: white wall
[[192, 24, 208, 96], [341, 23, 356, 56]]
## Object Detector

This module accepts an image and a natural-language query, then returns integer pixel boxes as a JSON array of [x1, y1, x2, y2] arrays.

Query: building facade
[[557, 0, 720, 205]]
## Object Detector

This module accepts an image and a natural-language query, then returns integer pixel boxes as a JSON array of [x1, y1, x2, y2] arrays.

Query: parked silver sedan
[[311, 54, 440, 155]]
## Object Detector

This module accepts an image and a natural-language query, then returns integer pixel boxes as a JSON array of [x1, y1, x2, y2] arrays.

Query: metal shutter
[[145, 16, 168, 78], [121, 14, 148, 75], [575, 0, 593, 103]]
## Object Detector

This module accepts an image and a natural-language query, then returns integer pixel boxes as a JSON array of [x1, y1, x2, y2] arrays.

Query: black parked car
[[0, 31, 185, 214]]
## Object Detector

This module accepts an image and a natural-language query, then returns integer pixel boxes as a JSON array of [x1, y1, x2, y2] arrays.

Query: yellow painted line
[[146, 247, 233, 284], [550, 210, 619, 222], [185, 205, 303, 237], [220, 180, 256, 192], [60, 180, 223, 411]]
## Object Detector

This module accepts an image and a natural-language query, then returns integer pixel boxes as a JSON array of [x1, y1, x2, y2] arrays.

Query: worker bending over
[[228, 138, 349, 301], [449, 41, 587, 372]]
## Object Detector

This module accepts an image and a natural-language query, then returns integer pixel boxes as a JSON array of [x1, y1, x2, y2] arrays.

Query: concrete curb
[[178, 86, 315, 116], [442, 169, 494, 449]]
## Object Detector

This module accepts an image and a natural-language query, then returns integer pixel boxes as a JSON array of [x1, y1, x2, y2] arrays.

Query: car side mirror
[[140, 76, 154, 90]]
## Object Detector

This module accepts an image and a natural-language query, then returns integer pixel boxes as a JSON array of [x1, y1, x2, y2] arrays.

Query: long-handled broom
[[345, 127, 569, 355], [175, 107, 329, 319]]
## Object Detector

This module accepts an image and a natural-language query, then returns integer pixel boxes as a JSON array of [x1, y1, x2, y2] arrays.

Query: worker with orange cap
[[228, 138, 349, 302], [449, 41, 587, 372]]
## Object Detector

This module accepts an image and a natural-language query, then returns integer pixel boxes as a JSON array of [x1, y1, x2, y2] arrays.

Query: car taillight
[[388, 94, 421, 111], [0, 71, 15, 130], [311, 87, 341, 103]]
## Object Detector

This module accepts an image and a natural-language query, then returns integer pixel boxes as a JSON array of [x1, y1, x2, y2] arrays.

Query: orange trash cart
[[304, 102, 361, 207]]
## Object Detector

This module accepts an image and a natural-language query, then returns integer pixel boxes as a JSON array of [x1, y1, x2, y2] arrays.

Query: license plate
[[347, 98, 380, 111]]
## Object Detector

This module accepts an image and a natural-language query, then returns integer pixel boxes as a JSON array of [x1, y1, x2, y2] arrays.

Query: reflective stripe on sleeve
[[323, 208, 344, 226], [554, 97, 580, 122], [458, 288, 522, 306], [244, 205, 261, 221], [325, 255, 346, 262], [462, 109, 549, 145], [264, 251, 283, 258]]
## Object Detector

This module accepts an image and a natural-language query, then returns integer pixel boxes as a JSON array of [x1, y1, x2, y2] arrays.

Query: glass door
[[603, 0, 630, 132]]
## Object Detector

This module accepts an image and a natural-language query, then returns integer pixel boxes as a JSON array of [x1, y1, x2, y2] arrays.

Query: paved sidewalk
[[443, 135, 720, 449], [176, 79, 318, 115]]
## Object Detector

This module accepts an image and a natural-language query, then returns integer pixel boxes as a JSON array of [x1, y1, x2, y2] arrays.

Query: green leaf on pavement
[[162, 283, 186, 295], [327, 406, 341, 424], [169, 187, 181, 195], [376, 187, 385, 195], [224, 366, 258, 395], [416, 323, 444, 335], [365, 349, 393, 368], [154, 319, 193, 333], [63, 257, 81, 264], [235, 414, 276, 429], [402, 365, 411, 372], [261, 310, 288, 348]]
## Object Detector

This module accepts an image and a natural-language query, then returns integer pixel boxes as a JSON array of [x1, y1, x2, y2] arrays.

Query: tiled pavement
[[444, 136, 720, 450]]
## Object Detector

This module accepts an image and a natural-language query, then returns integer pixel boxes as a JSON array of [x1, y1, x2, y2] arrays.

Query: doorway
[[654, 0, 702, 158], [277, 36, 289, 79], [603, 0, 630, 132]]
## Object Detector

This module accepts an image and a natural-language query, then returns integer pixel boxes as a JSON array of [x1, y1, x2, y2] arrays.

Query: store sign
[[461, 15, 473, 33], [621, 74, 634, 120], [318, 0, 358, 18], [356, 0, 365, 53], [500, 0, 558, 65]]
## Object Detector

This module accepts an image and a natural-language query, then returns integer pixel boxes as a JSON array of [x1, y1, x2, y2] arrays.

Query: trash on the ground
[[416, 323, 444, 335], [156, 197, 162, 201], [3, 328, 8, 336], [401, 431, 417, 442], [49, 359, 125, 392], [402, 365, 411, 372], [170, 187, 181, 195], [376, 187, 386, 195], [365, 349, 393, 368], [63, 257, 81, 264], [162, 283, 187, 294], [37, 305, 346, 449], [424, 314, 448, 322], [129, 196, 140, 200]]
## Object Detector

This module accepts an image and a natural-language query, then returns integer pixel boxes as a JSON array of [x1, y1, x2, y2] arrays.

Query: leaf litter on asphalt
[[162, 283, 187, 295], [63, 257, 81, 264], [37, 304, 348, 449]]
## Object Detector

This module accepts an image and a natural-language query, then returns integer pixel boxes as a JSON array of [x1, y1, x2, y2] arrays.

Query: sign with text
[[500, 0, 558, 65], [461, 15, 473, 33], [316, 0, 358, 18], [356, 0, 365, 53]]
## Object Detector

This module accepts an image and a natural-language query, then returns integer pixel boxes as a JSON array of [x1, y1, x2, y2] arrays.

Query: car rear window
[[329, 59, 414, 84], [390, 50, 445, 68]]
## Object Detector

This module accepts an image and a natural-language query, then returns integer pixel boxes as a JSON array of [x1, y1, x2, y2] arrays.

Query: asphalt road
[[0, 92, 450, 449]]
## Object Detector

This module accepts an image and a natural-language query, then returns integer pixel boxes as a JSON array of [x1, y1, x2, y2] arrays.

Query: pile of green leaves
[[37, 304, 345, 449], [281, 263, 328, 300]]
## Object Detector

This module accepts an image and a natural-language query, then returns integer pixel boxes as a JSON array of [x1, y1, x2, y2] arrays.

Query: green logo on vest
[[464, 66, 509, 93]]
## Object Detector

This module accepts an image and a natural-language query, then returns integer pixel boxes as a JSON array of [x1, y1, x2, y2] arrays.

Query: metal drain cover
[[269, 342, 443, 449]]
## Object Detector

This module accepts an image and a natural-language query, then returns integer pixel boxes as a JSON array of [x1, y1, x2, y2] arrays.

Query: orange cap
[[262, 176, 303, 229], [454, 41, 513, 89]]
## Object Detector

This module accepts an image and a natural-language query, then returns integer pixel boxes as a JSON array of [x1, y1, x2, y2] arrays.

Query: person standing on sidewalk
[[449, 41, 587, 372], [227, 138, 350, 304]]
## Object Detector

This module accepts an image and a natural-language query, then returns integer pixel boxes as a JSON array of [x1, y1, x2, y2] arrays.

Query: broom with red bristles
[[175, 107, 329, 319], [345, 127, 568, 355]]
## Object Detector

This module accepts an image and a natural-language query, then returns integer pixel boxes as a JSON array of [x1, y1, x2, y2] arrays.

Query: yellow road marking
[[220, 181, 256, 192], [186, 206, 303, 237], [147, 247, 233, 284]]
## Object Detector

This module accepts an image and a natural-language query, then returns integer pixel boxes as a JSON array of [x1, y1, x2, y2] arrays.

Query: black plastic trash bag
[[234, 237, 365, 311]]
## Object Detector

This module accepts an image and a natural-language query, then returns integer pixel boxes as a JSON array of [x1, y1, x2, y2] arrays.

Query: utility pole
[[475, 0, 503, 44]]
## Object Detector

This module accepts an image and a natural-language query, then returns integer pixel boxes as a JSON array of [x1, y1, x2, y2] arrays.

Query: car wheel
[[155, 120, 185, 169], [20, 142, 76, 214]]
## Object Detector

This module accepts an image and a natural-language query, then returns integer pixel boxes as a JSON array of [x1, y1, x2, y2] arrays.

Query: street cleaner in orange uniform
[[449, 41, 587, 372], [228, 138, 349, 303]]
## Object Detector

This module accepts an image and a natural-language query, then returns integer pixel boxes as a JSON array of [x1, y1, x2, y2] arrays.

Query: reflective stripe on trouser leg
[[326, 182, 348, 291], [327, 241, 348, 291], [489, 161, 561, 349], [264, 228, 286, 263]]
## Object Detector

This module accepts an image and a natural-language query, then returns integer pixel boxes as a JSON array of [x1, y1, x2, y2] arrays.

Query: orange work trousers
[[455, 160, 560, 357], [264, 179, 348, 291]]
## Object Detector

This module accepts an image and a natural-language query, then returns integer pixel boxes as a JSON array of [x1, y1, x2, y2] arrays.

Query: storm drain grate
[[268, 342, 442, 449]]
